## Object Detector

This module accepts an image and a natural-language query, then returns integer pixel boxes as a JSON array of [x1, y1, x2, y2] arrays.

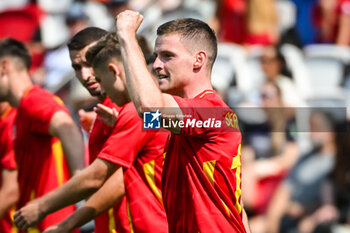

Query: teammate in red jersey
[[14, 33, 169, 233], [0, 38, 85, 233], [115, 10, 251, 232], [0, 101, 19, 233], [68, 27, 130, 233]]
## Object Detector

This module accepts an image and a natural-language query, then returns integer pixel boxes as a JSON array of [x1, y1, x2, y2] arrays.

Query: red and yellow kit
[[14, 86, 78, 232], [162, 90, 246, 233], [98, 102, 168, 233], [0, 105, 17, 233], [89, 97, 130, 233]]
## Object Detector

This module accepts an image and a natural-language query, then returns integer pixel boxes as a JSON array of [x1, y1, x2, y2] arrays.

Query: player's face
[[69, 43, 102, 97], [153, 34, 194, 95], [94, 62, 127, 105], [0, 62, 10, 101]]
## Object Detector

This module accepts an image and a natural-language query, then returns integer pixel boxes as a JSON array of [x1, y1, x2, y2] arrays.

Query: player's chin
[[89, 90, 102, 97]]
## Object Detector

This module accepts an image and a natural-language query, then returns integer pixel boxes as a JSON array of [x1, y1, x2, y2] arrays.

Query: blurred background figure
[[264, 110, 337, 233], [260, 46, 305, 107], [241, 81, 299, 229], [315, 0, 350, 46]]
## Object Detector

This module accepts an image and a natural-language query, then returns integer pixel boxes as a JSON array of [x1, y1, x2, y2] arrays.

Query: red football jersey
[[162, 90, 246, 233], [89, 97, 130, 233], [98, 102, 169, 233], [14, 86, 78, 233], [0, 105, 17, 233]]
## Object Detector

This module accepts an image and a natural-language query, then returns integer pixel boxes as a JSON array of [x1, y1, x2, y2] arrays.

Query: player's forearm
[[0, 170, 19, 217], [39, 164, 108, 216], [0, 191, 18, 217], [118, 34, 164, 116], [58, 167, 125, 231]]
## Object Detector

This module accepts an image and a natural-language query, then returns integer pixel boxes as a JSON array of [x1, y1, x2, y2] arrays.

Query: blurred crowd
[[0, 0, 349, 233]]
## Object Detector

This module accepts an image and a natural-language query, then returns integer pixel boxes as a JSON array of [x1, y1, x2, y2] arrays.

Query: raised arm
[[14, 159, 119, 231], [115, 10, 182, 133], [49, 110, 85, 175], [42, 167, 125, 233]]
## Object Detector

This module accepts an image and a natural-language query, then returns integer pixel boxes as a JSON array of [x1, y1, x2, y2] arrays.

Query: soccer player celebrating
[[0, 101, 19, 233], [115, 10, 250, 232], [14, 33, 169, 233], [0, 38, 85, 232]]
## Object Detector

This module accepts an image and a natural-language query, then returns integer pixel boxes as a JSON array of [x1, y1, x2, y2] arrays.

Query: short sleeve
[[26, 92, 68, 134], [98, 104, 151, 168], [0, 112, 17, 170], [1, 149, 16, 170]]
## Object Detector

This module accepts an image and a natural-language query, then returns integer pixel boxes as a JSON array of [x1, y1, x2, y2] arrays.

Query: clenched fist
[[116, 10, 144, 39]]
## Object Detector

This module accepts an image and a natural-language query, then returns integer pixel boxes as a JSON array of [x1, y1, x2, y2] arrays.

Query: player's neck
[[0, 102, 10, 115], [9, 72, 33, 108], [182, 77, 213, 99]]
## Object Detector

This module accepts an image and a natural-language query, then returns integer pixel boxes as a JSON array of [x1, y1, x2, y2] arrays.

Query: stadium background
[[0, 0, 349, 232]]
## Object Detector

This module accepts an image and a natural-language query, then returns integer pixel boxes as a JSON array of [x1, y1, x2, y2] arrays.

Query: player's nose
[[152, 56, 163, 71], [81, 67, 94, 81]]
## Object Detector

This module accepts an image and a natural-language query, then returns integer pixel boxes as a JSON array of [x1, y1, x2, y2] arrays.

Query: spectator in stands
[[260, 46, 305, 107], [265, 110, 337, 233], [245, 0, 279, 45], [315, 0, 350, 46], [212, 0, 246, 44], [213, 0, 278, 45], [242, 81, 299, 231], [298, 120, 350, 233]]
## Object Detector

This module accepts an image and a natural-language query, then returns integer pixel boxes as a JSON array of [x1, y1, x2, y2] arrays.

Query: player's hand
[[94, 103, 119, 127], [43, 224, 70, 233], [78, 109, 96, 132], [115, 10, 144, 38], [14, 201, 45, 231]]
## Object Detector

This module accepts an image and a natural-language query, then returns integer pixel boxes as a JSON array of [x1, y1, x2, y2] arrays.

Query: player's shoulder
[[190, 90, 228, 108], [22, 86, 62, 105], [114, 101, 141, 126], [19, 86, 67, 117]]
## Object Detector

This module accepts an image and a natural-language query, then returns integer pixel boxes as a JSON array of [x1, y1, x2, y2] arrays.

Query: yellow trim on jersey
[[199, 90, 215, 99], [108, 208, 117, 233], [203, 160, 232, 217], [27, 227, 40, 233], [10, 208, 18, 233], [53, 96, 64, 106], [203, 160, 216, 185], [0, 105, 12, 119], [143, 160, 163, 206], [52, 141, 64, 186], [231, 144, 242, 214], [126, 201, 134, 233]]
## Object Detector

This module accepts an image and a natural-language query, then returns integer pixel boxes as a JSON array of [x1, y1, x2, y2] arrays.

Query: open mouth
[[158, 75, 169, 80], [88, 82, 99, 89]]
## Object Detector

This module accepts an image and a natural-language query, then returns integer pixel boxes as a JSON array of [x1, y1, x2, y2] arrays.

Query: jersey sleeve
[[0, 128, 16, 170], [97, 104, 150, 168], [27, 93, 68, 134], [0, 110, 17, 170]]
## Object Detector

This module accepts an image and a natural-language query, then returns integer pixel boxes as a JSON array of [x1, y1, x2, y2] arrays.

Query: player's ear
[[0, 59, 10, 76], [108, 63, 121, 79], [193, 51, 206, 70]]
